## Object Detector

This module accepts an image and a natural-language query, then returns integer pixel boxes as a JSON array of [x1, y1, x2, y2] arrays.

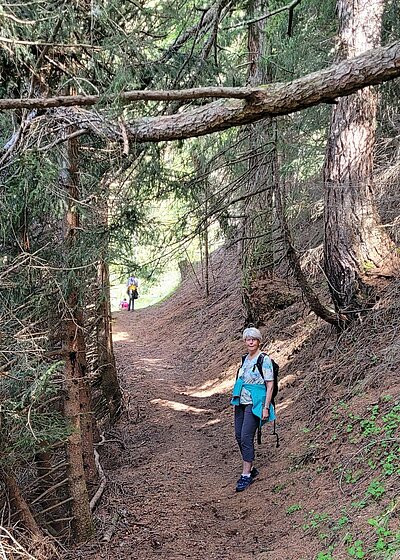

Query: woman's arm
[[262, 380, 274, 419]]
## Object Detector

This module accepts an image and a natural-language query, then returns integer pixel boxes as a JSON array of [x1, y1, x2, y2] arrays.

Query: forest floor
[[71, 246, 400, 560]]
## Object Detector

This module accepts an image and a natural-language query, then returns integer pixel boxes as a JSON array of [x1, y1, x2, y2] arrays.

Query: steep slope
[[70, 246, 399, 560]]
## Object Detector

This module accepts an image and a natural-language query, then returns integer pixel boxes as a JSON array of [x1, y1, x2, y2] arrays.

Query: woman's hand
[[262, 406, 270, 420]]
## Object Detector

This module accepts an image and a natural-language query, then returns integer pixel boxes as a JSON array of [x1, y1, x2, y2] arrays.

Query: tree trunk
[[96, 257, 122, 420], [203, 180, 210, 298], [241, 0, 278, 322], [33, 450, 65, 534], [61, 135, 94, 540], [75, 305, 98, 484], [3, 469, 42, 536], [323, 0, 395, 316], [63, 323, 94, 540], [275, 182, 338, 325]]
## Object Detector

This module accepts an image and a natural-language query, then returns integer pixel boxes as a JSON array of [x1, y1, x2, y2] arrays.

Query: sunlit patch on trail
[[184, 366, 236, 397], [184, 378, 232, 397], [113, 331, 130, 341], [141, 357, 163, 365], [151, 398, 213, 414], [197, 418, 221, 428]]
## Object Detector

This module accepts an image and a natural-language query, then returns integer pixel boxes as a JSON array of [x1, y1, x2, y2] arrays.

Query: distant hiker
[[231, 327, 276, 493], [126, 273, 139, 311], [119, 298, 129, 310]]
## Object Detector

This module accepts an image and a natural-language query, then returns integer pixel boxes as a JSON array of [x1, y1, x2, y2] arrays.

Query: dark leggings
[[234, 404, 259, 463]]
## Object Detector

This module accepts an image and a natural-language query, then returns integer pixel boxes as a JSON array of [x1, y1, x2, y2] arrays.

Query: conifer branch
[[226, 0, 303, 29]]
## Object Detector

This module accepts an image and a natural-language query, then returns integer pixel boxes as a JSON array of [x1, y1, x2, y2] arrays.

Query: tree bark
[[323, 0, 395, 316], [67, 136, 97, 483], [203, 181, 210, 298], [63, 320, 94, 540]]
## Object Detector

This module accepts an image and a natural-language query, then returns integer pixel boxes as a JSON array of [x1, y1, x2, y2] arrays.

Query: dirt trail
[[82, 249, 323, 560]]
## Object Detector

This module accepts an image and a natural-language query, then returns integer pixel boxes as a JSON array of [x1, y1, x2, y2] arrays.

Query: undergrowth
[[295, 397, 400, 559]]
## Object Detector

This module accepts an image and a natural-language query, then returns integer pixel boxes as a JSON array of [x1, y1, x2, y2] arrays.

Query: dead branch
[[160, 0, 232, 64], [3, 470, 42, 536], [101, 512, 120, 542], [39, 497, 73, 515], [0, 37, 100, 49], [0, 86, 252, 111], [118, 119, 130, 156], [274, 181, 339, 326], [226, 0, 303, 29], [89, 449, 106, 512], [0, 526, 39, 560], [30, 479, 69, 506]]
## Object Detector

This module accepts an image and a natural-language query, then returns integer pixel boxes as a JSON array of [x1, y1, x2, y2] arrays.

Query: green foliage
[[368, 513, 400, 557], [286, 503, 302, 514], [0, 361, 71, 467], [272, 483, 286, 493], [334, 516, 350, 530], [304, 396, 399, 559], [366, 480, 386, 501], [344, 469, 364, 484], [316, 549, 335, 560], [346, 537, 366, 559], [303, 510, 331, 532]]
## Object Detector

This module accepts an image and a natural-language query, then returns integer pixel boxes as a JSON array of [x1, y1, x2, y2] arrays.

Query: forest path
[[109, 306, 241, 559], [87, 249, 315, 560]]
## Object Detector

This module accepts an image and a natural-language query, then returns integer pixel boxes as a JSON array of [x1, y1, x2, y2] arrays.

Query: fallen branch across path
[[2, 41, 400, 151], [52, 41, 400, 144]]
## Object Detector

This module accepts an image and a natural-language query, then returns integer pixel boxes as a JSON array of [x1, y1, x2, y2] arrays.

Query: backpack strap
[[272, 419, 280, 448], [255, 353, 266, 379], [236, 354, 247, 380]]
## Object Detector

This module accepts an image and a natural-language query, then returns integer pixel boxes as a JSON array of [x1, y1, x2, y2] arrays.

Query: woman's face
[[245, 337, 260, 353]]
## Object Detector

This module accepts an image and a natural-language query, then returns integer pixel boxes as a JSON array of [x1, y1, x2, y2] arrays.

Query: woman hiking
[[126, 273, 139, 311], [231, 327, 276, 492]]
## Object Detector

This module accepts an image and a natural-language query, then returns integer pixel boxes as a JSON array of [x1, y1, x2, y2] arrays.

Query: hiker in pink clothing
[[119, 298, 129, 310]]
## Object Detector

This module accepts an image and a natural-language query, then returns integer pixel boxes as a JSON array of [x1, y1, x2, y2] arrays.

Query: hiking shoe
[[236, 475, 254, 492], [250, 467, 259, 479], [236, 468, 259, 484]]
